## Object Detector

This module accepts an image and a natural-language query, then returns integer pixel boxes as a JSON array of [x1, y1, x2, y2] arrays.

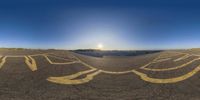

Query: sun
[[97, 43, 103, 50]]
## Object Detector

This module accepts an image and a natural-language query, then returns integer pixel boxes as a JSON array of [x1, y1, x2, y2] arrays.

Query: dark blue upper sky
[[0, 0, 200, 50]]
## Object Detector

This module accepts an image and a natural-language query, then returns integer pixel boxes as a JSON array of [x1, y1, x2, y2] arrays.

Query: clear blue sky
[[0, 0, 200, 50]]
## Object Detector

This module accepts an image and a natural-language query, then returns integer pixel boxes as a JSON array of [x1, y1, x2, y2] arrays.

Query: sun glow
[[97, 43, 103, 50]]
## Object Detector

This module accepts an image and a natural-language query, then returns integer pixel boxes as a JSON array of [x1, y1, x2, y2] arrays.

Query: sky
[[0, 0, 200, 50]]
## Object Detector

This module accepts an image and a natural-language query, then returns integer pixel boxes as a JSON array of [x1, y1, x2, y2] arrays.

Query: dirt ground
[[0, 49, 200, 100]]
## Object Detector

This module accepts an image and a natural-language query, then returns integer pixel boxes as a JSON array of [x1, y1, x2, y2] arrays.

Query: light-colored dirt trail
[[1, 50, 200, 85]]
